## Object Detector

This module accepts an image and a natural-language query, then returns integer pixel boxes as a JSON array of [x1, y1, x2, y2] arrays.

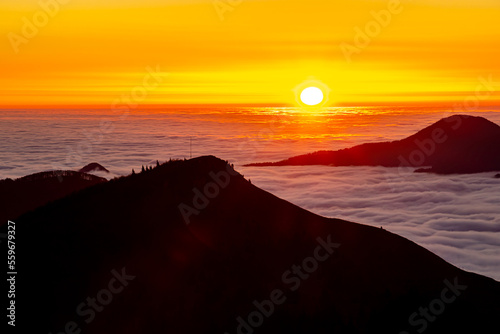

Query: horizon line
[[1, 101, 499, 110]]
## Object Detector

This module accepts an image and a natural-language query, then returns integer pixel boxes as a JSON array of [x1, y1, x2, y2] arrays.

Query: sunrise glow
[[1, 0, 500, 107], [3, 1, 500, 332]]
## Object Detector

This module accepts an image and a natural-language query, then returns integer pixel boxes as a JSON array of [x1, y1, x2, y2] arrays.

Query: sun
[[300, 87, 324, 106], [293, 80, 331, 108]]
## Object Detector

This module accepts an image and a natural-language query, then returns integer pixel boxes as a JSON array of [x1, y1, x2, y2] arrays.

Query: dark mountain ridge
[[4, 156, 499, 333], [0, 170, 106, 224], [246, 115, 500, 174]]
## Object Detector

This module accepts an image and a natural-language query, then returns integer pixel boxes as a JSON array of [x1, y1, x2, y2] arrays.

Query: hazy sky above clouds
[[1, 0, 500, 106]]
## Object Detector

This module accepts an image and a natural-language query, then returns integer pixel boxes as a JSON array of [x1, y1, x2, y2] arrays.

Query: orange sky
[[1, 0, 500, 107]]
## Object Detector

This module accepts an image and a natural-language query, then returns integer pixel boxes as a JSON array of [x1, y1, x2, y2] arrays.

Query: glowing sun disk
[[300, 87, 324, 106]]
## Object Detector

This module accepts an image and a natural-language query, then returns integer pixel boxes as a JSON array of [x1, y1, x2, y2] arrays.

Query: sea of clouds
[[242, 165, 500, 281], [1, 107, 499, 280]]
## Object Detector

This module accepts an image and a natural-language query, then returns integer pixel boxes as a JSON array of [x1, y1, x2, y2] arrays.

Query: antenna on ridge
[[190, 137, 192, 159]]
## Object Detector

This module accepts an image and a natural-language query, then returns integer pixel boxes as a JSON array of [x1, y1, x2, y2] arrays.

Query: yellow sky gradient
[[1, 0, 500, 106]]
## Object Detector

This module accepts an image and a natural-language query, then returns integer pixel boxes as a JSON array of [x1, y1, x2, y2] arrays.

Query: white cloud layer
[[242, 165, 500, 281]]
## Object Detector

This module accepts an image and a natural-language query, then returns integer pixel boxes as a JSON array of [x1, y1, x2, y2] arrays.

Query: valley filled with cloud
[[243, 165, 500, 281]]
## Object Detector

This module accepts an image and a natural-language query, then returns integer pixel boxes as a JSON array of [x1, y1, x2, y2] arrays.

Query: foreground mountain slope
[[246, 115, 500, 174], [8, 156, 500, 334]]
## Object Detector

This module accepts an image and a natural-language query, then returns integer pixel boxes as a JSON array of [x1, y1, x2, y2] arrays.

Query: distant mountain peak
[[413, 114, 500, 137], [246, 114, 500, 174], [79, 162, 109, 173], [440, 114, 499, 126]]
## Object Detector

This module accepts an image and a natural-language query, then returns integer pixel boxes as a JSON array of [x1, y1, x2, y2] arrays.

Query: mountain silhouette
[[246, 115, 500, 174], [0, 170, 106, 224], [4, 156, 499, 333], [79, 162, 110, 173]]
